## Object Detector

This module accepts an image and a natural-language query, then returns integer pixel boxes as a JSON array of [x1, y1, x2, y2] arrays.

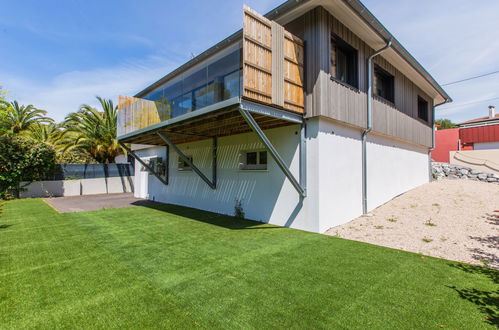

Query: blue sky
[[1, 0, 498, 123]]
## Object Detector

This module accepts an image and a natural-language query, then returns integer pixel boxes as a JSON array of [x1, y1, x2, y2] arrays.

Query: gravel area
[[326, 180, 499, 269]]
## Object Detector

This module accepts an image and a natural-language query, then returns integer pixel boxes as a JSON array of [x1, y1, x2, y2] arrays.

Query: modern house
[[117, 0, 451, 233], [434, 105, 499, 174]]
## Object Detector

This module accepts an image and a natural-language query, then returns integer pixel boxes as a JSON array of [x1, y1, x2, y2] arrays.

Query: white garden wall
[[20, 176, 134, 198]]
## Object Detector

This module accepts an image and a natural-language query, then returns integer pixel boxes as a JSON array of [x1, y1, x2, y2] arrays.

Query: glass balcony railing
[[118, 47, 242, 137]]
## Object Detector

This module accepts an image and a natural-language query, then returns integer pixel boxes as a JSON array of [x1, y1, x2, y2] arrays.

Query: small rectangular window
[[148, 157, 166, 178], [417, 96, 429, 122], [259, 151, 267, 165], [239, 150, 268, 171], [331, 36, 358, 88], [374, 65, 394, 103], [177, 156, 193, 171], [246, 152, 257, 165]]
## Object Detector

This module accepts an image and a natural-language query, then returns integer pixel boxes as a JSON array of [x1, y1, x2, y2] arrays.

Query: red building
[[433, 128, 459, 162], [433, 106, 499, 162]]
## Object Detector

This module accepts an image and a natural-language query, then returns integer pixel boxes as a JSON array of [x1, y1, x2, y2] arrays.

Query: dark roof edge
[[135, 30, 243, 98], [136, 0, 451, 103], [458, 118, 499, 126]]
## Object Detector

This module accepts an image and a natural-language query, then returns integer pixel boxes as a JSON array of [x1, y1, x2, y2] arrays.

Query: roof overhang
[[135, 0, 451, 105]]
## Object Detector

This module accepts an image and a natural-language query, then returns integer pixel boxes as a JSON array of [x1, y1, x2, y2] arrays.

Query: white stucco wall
[[133, 125, 320, 232], [316, 119, 363, 232], [366, 133, 430, 211], [133, 117, 429, 233]]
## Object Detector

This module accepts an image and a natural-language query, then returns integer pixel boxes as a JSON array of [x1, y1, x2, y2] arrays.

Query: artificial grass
[[0, 199, 497, 329]]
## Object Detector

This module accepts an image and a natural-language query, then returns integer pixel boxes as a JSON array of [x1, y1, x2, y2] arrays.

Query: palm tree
[[2, 101, 53, 135], [28, 122, 62, 146], [62, 96, 123, 163]]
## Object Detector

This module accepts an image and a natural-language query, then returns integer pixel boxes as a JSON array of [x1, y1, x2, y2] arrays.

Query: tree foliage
[[0, 135, 57, 198], [62, 97, 123, 163], [28, 122, 62, 144], [56, 150, 97, 164], [2, 101, 53, 135], [0, 86, 9, 135], [0, 88, 128, 198], [435, 118, 458, 130]]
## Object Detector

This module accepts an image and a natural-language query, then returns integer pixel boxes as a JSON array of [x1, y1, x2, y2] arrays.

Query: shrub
[[0, 135, 57, 198], [234, 198, 245, 219]]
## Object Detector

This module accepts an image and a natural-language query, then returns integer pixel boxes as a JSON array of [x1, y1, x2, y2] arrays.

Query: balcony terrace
[[117, 6, 304, 146]]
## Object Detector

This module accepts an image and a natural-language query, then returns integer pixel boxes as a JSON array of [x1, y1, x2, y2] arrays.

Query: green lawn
[[0, 199, 497, 329]]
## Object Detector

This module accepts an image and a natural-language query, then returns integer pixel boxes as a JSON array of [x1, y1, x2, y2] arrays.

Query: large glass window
[[143, 48, 241, 120]]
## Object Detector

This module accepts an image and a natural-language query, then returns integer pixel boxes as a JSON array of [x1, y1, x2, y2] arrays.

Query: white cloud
[[1, 56, 178, 122]]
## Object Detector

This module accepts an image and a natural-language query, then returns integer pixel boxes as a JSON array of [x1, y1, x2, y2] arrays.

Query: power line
[[438, 96, 499, 111], [442, 70, 499, 86]]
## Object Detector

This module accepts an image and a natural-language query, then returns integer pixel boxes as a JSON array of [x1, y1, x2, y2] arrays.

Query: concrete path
[[43, 193, 158, 213]]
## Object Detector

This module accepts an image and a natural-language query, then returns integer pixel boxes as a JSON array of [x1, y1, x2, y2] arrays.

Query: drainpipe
[[428, 99, 449, 180], [362, 40, 392, 216]]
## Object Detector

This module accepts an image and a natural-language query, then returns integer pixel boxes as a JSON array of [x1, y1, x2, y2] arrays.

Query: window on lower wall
[[147, 157, 167, 178], [331, 36, 358, 89], [374, 65, 395, 103], [239, 150, 267, 171], [418, 96, 429, 122], [177, 156, 193, 171]]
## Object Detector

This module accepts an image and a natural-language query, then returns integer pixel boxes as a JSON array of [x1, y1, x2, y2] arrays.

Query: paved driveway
[[43, 193, 157, 213]]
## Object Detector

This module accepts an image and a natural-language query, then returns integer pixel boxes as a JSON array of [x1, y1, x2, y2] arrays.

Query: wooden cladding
[[243, 5, 304, 113], [117, 95, 169, 136]]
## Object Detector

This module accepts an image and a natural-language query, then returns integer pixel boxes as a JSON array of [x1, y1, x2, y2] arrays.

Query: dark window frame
[[239, 150, 268, 171], [331, 35, 359, 89], [177, 156, 193, 171], [373, 65, 395, 103], [417, 96, 429, 122]]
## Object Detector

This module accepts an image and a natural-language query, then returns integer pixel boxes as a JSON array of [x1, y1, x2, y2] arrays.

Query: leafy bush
[[234, 199, 245, 219], [56, 150, 97, 164], [435, 119, 458, 130], [0, 135, 57, 198]]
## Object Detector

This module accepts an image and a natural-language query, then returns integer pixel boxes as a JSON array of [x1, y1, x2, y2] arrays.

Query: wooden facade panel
[[292, 6, 433, 147], [373, 99, 432, 147], [243, 8, 272, 48], [271, 22, 285, 106], [283, 35, 304, 112], [284, 82, 304, 111], [243, 6, 273, 104], [244, 40, 272, 72], [243, 5, 304, 113], [284, 36, 304, 65]]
